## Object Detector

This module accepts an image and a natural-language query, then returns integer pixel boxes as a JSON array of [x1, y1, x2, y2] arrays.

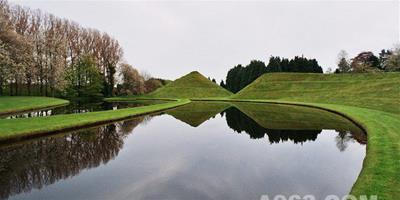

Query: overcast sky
[[10, 0, 400, 81]]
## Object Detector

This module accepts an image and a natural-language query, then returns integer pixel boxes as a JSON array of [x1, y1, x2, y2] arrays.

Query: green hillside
[[233, 73, 400, 114], [149, 71, 232, 98]]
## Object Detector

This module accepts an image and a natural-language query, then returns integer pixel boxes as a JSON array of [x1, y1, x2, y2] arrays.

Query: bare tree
[[0, 0, 126, 97], [385, 45, 400, 71]]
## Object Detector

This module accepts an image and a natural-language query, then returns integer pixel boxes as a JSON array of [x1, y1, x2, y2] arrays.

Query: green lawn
[[0, 96, 69, 115], [0, 99, 190, 142]]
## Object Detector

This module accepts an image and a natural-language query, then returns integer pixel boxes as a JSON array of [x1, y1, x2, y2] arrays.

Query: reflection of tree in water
[[0, 116, 147, 200], [335, 131, 360, 152], [224, 107, 322, 144]]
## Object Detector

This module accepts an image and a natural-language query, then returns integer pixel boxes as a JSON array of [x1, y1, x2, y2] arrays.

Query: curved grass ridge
[[0, 99, 190, 142], [233, 73, 400, 114], [0, 96, 69, 115]]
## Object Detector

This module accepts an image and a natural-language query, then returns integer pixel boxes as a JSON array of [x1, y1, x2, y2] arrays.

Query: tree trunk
[[45, 79, 48, 96], [9, 81, 13, 96], [27, 79, 31, 96], [15, 79, 19, 96], [0, 77, 3, 96]]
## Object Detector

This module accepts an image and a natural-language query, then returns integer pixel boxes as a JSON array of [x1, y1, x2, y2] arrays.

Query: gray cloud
[[11, 0, 399, 80]]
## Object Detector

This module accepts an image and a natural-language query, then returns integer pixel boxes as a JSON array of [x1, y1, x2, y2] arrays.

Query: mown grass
[[149, 71, 232, 98], [0, 96, 69, 115], [0, 99, 190, 142], [233, 73, 400, 114]]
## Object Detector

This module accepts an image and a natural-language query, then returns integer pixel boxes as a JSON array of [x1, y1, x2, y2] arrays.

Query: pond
[[0, 102, 366, 200], [1, 100, 166, 119]]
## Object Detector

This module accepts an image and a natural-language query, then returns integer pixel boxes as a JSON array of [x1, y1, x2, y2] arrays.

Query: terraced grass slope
[[150, 71, 232, 98], [233, 73, 400, 114]]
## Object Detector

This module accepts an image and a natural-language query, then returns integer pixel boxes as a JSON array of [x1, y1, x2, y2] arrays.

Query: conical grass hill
[[150, 71, 232, 98]]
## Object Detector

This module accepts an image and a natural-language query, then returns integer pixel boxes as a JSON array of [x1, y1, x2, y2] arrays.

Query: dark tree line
[[223, 107, 322, 144], [222, 56, 323, 93], [266, 56, 323, 73]]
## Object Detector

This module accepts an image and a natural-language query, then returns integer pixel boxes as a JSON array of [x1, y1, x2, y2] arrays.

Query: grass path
[[0, 96, 69, 115], [0, 99, 190, 142]]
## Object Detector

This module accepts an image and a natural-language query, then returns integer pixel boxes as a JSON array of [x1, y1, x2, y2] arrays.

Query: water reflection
[[166, 102, 230, 127], [223, 106, 366, 145], [2, 100, 164, 119], [0, 116, 149, 200], [0, 102, 367, 200]]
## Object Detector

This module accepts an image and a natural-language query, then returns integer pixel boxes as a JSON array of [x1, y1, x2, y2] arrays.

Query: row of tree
[[335, 47, 400, 73], [0, 0, 124, 97], [222, 56, 323, 93], [0, 0, 164, 98]]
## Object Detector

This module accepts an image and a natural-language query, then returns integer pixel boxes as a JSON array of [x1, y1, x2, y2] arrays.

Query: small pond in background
[[0, 102, 366, 200], [1, 100, 166, 119]]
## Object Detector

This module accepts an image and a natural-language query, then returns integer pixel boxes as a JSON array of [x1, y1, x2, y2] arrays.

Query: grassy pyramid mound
[[150, 71, 232, 98]]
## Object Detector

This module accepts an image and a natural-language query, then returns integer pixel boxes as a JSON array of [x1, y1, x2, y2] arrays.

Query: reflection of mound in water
[[0, 116, 147, 200], [166, 102, 230, 127], [224, 104, 367, 145]]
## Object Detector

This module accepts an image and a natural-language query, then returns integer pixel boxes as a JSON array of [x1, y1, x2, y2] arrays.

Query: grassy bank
[[0, 96, 69, 115], [0, 99, 190, 142]]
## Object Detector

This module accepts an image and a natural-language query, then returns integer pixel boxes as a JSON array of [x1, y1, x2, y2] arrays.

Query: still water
[[1, 100, 165, 119], [0, 102, 366, 200]]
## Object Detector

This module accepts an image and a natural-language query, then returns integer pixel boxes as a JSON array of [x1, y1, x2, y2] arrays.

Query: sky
[[10, 0, 400, 81]]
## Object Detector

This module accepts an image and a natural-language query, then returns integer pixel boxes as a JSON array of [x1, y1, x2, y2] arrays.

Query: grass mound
[[149, 71, 232, 98], [233, 73, 400, 114]]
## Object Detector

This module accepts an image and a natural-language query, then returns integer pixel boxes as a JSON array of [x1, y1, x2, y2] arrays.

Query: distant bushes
[[335, 47, 400, 73]]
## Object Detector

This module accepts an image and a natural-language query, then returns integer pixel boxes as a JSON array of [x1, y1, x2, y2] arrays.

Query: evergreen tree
[[219, 80, 226, 88]]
